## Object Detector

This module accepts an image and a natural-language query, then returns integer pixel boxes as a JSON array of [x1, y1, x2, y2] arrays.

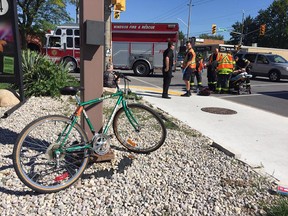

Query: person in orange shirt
[[190, 54, 204, 91], [181, 41, 196, 97]]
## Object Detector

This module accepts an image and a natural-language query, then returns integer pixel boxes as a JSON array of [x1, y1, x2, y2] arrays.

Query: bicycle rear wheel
[[113, 103, 166, 153], [13, 115, 89, 193]]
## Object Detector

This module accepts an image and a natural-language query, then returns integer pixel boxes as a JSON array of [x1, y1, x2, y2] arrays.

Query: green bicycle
[[12, 71, 167, 193]]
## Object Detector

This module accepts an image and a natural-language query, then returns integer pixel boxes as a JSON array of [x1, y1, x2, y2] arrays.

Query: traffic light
[[212, 24, 216, 34], [260, 24, 266, 36], [114, 0, 126, 11], [114, 11, 120, 19], [113, 0, 125, 19]]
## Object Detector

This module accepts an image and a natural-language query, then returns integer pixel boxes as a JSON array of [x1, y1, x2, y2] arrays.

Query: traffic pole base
[[89, 149, 115, 163]]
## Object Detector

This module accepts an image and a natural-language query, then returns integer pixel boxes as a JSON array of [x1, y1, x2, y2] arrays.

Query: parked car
[[176, 55, 184, 68], [234, 52, 288, 81]]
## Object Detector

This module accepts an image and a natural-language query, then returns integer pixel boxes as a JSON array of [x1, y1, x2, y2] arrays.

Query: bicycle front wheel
[[12, 115, 89, 193], [113, 103, 166, 153]]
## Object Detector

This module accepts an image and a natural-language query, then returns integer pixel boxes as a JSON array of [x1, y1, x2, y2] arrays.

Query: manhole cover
[[201, 107, 237, 115]]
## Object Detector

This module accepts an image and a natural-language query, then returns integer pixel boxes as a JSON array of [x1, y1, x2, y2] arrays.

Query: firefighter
[[190, 53, 204, 91], [181, 41, 196, 97], [207, 48, 220, 92], [235, 55, 250, 72], [216, 51, 234, 93], [233, 55, 251, 89]]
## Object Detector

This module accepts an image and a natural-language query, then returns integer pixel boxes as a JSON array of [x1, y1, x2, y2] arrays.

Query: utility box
[[85, 20, 104, 46]]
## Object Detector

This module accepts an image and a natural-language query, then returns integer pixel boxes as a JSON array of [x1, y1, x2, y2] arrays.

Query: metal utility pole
[[239, 10, 245, 45], [104, 0, 113, 71], [187, 0, 192, 40]]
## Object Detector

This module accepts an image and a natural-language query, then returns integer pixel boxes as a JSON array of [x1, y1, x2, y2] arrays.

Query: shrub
[[265, 197, 288, 216], [15, 49, 79, 97]]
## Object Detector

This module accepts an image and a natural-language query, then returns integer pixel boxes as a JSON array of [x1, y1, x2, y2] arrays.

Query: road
[[117, 69, 288, 118]]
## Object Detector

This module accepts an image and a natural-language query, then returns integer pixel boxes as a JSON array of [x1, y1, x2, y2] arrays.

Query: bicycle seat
[[60, 86, 84, 95]]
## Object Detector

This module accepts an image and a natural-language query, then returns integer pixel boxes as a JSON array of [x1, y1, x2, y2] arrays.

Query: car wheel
[[133, 61, 150, 76], [269, 70, 280, 82]]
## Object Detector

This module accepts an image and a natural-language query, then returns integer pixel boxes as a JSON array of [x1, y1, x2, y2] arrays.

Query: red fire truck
[[42, 22, 179, 76]]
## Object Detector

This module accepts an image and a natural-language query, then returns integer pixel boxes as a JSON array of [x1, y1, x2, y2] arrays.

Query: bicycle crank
[[92, 134, 110, 155]]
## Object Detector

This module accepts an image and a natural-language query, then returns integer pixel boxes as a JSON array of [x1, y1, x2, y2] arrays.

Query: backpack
[[198, 87, 210, 96], [103, 71, 116, 88]]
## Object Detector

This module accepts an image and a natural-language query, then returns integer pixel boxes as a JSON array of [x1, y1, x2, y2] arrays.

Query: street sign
[[218, 28, 227, 32]]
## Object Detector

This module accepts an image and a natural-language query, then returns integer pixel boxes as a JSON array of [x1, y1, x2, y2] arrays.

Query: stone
[[0, 89, 20, 107]]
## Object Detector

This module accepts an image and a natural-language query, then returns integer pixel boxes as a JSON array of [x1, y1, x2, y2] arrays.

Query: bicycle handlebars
[[112, 71, 131, 95], [113, 71, 131, 82]]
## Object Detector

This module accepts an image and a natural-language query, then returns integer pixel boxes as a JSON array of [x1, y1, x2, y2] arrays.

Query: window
[[244, 54, 257, 63], [49, 36, 61, 47], [74, 37, 80, 48], [55, 29, 62, 35], [267, 55, 287, 63], [67, 37, 73, 48], [257, 55, 268, 64], [67, 29, 73, 35], [75, 29, 80, 36]]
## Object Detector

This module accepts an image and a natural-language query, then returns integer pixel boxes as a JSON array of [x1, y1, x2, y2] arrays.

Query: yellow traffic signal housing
[[260, 24, 266, 36], [212, 24, 216, 34], [114, 11, 120, 19], [114, 0, 126, 12]]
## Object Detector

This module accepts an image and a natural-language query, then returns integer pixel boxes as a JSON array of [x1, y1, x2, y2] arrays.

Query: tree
[[179, 31, 185, 41], [68, 0, 79, 23], [228, 15, 258, 46], [229, 0, 288, 48], [256, 0, 288, 48], [17, 0, 72, 48], [198, 33, 224, 40]]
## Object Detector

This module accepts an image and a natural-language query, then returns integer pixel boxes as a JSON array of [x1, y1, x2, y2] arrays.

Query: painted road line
[[128, 85, 183, 96], [128, 76, 161, 89]]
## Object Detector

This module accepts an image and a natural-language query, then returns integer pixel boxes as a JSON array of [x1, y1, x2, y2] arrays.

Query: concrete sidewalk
[[131, 86, 288, 185]]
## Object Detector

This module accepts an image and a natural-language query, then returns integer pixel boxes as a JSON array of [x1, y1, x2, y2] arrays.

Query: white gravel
[[0, 95, 278, 215]]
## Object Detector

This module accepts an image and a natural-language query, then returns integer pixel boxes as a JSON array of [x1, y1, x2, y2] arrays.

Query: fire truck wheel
[[133, 61, 150, 76], [63, 57, 77, 73]]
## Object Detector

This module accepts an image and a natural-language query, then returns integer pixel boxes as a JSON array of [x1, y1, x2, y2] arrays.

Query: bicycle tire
[[113, 103, 166, 153], [13, 115, 89, 193]]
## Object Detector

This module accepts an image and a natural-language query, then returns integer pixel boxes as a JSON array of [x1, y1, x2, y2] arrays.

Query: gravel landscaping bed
[[0, 96, 278, 215]]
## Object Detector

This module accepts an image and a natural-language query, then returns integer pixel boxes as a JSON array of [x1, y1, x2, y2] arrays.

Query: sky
[[67, 0, 274, 40]]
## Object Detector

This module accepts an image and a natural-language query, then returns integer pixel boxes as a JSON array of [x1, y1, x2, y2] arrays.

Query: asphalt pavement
[[129, 85, 288, 186]]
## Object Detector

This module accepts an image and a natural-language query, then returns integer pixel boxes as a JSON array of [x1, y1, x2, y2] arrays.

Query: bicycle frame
[[56, 79, 139, 155]]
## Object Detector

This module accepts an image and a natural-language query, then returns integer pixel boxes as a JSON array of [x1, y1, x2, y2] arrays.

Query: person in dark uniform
[[235, 56, 250, 71], [207, 48, 220, 92], [162, 41, 175, 99]]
